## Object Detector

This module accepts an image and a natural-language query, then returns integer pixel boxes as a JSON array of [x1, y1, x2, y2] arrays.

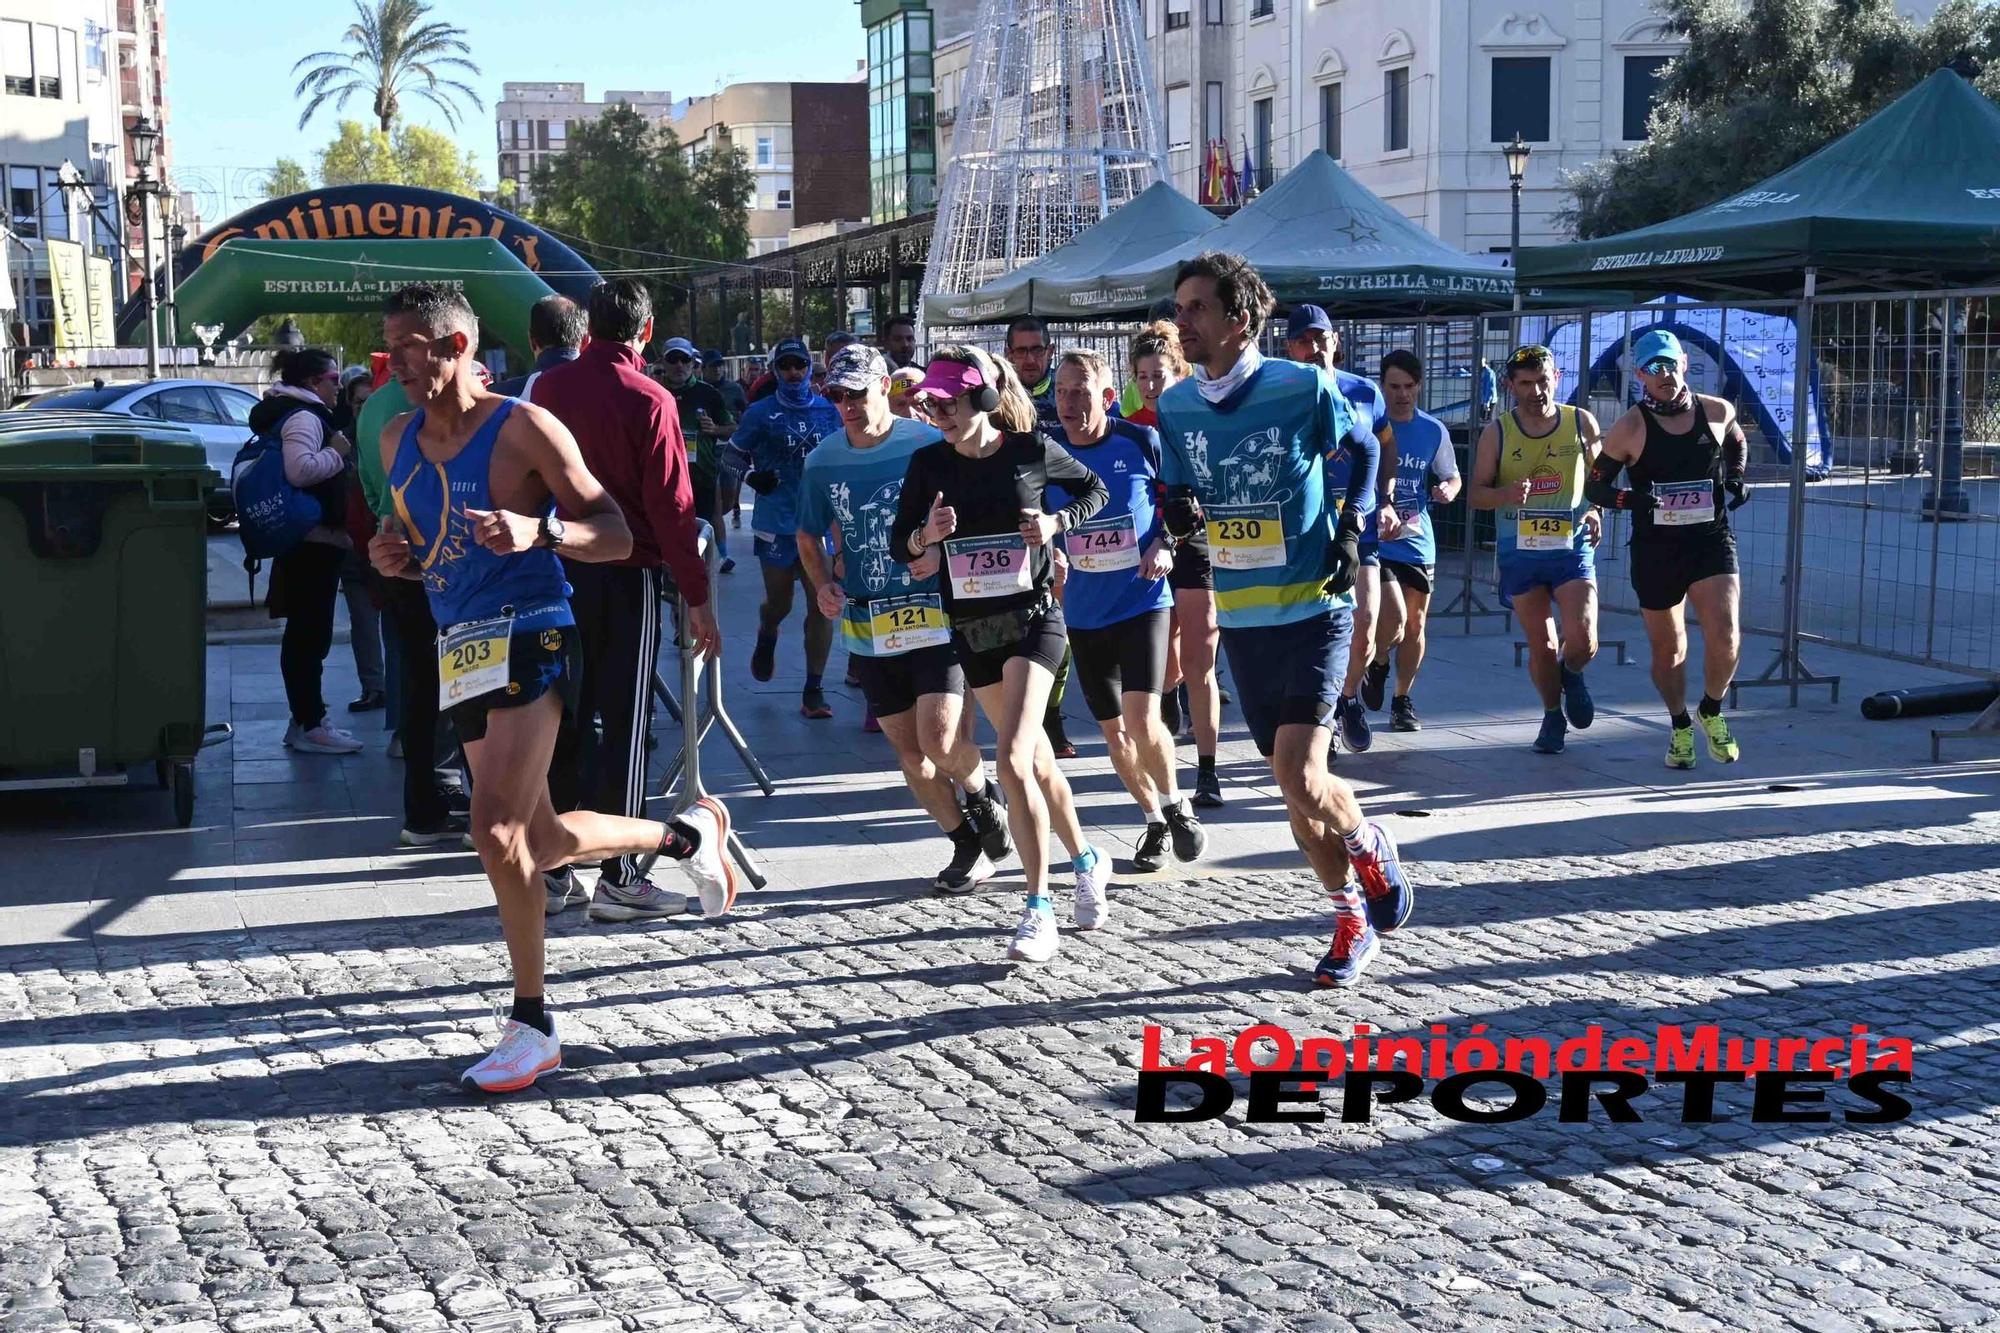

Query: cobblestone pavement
[[3, 574, 2000, 1330]]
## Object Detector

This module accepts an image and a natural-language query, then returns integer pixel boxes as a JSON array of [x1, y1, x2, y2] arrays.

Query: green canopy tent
[[921, 181, 1223, 325], [1077, 150, 1515, 317], [163, 237, 557, 355], [1518, 69, 2000, 296]]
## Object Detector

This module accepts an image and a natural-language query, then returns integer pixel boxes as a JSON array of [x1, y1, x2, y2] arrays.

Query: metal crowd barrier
[[641, 520, 771, 890]]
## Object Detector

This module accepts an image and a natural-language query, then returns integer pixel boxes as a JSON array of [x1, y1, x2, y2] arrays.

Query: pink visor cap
[[911, 358, 986, 402]]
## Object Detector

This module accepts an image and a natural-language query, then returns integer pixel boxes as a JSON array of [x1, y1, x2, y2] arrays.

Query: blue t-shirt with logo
[[796, 417, 946, 657], [729, 392, 842, 539], [1377, 410, 1459, 568], [1047, 418, 1172, 631], [1323, 369, 1389, 534], [1157, 359, 1373, 630]]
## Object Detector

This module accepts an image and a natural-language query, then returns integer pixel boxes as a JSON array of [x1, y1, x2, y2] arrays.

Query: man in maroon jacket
[[529, 278, 723, 920]]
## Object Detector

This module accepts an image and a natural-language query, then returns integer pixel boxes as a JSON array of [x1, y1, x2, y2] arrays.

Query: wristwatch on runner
[[538, 514, 567, 550]]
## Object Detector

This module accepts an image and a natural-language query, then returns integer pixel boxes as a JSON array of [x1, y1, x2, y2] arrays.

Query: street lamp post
[[1504, 133, 1532, 314], [128, 117, 163, 381]]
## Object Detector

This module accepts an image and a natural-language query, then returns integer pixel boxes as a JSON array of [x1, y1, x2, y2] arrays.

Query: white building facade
[[1137, 0, 1945, 254], [2, 0, 160, 352]]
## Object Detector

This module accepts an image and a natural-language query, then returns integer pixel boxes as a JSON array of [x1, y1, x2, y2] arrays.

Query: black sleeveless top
[[1629, 400, 1726, 540]]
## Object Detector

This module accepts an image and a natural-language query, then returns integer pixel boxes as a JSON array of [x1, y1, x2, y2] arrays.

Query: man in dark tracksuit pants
[[532, 279, 718, 920]]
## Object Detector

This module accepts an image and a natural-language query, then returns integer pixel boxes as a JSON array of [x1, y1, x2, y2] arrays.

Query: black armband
[[1722, 423, 1748, 483], [1584, 452, 1649, 512], [1163, 486, 1204, 540]]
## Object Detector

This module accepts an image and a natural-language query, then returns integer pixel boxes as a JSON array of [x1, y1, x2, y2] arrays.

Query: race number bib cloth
[[1068, 514, 1139, 573], [438, 612, 514, 709], [1206, 502, 1286, 570], [1654, 480, 1714, 527], [867, 594, 949, 654], [1516, 508, 1575, 552], [948, 534, 1032, 600]]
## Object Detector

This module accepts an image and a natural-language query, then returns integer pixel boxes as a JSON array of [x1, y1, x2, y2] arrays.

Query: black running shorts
[[1069, 608, 1172, 722], [1629, 532, 1739, 611], [852, 643, 965, 719], [1382, 559, 1435, 596], [447, 624, 582, 744]]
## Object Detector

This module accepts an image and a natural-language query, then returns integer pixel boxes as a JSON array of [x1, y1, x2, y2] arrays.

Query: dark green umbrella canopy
[[1519, 69, 2000, 296], [922, 181, 1222, 325], [1088, 150, 1515, 315]]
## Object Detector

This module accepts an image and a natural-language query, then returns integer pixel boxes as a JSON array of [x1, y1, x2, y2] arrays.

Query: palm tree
[[292, 0, 482, 134]]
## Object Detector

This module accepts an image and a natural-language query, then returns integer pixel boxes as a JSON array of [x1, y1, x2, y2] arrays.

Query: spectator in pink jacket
[[251, 346, 365, 755]]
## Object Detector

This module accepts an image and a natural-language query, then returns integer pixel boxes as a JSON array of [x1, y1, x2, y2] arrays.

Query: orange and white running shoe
[[677, 797, 741, 918], [461, 1018, 561, 1093]]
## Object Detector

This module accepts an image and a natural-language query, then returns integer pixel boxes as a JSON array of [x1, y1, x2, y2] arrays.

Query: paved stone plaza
[[3, 551, 1999, 1332]]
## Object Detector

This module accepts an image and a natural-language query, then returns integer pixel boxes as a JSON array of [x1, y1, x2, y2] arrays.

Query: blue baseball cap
[[1632, 330, 1684, 372], [702, 347, 725, 366], [659, 337, 698, 361], [1288, 304, 1333, 335], [771, 337, 812, 368]]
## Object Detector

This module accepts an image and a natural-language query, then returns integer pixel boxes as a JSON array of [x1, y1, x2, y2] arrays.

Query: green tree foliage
[[252, 122, 483, 357], [526, 104, 755, 327], [292, 0, 482, 134], [316, 121, 483, 194], [1562, 0, 2000, 239]]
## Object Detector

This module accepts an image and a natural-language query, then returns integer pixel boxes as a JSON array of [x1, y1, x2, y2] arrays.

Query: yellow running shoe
[[1699, 710, 1740, 763], [1665, 725, 1697, 770]]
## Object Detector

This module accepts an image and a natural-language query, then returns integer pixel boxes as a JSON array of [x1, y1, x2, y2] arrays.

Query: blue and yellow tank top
[[1494, 404, 1592, 559], [389, 398, 573, 632]]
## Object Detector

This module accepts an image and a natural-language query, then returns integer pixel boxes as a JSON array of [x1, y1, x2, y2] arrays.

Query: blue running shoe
[[1349, 820, 1413, 933], [1313, 917, 1379, 988], [1337, 695, 1373, 753], [1532, 709, 1567, 754], [1561, 666, 1595, 730]]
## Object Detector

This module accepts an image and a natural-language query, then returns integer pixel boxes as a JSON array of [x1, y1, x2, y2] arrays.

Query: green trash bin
[[0, 410, 221, 826]]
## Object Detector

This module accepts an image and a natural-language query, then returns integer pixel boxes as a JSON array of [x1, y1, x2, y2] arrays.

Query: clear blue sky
[[165, 1, 864, 224]]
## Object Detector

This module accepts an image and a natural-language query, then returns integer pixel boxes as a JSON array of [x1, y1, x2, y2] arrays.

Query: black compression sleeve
[[1584, 451, 1639, 511]]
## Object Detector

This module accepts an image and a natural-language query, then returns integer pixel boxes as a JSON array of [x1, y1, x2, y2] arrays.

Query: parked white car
[[12, 379, 262, 523]]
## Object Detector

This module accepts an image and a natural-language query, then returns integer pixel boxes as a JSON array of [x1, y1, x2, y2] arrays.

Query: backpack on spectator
[[231, 402, 323, 559]]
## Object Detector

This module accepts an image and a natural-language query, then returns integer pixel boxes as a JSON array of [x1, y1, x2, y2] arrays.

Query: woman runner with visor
[[892, 346, 1111, 963]]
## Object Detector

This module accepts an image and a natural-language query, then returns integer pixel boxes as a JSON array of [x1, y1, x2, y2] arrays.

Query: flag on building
[[1241, 138, 1256, 195], [1221, 147, 1239, 205]]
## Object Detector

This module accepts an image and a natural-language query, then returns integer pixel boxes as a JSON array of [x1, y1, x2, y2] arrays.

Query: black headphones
[[954, 347, 1003, 413]]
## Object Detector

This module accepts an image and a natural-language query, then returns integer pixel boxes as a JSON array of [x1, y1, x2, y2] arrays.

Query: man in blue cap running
[[1589, 329, 1748, 770]]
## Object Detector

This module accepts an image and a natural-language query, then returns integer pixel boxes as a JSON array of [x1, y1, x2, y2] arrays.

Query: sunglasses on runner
[[1507, 344, 1553, 371], [824, 386, 871, 405], [663, 352, 693, 366]]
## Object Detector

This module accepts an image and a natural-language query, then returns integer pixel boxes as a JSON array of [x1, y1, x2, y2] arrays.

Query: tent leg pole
[[1734, 267, 1839, 709]]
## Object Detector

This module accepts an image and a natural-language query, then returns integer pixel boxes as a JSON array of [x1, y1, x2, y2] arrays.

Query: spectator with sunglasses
[[726, 337, 843, 718], [659, 337, 736, 574]]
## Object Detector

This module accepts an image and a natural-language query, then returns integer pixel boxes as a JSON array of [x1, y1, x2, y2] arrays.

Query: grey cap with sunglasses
[[824, 345, 889, 393]]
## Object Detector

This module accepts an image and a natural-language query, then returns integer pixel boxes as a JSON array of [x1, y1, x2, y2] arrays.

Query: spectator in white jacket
[[250, 346, 364, 755]]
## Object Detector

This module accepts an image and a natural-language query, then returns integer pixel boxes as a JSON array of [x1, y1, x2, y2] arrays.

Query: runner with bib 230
[[1155, 252, 1414, 989]]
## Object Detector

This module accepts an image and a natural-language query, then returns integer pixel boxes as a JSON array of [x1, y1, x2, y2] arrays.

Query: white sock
[[1141, 804, 1161, 825]]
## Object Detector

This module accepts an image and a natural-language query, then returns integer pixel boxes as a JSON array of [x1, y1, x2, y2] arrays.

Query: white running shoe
[[1073, 848, 1110, 932], [1007, 902, 1060, 963], [461, 1018, 561, 1093], [291, 723, 364, 755], [675, 797, 740, 918]]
